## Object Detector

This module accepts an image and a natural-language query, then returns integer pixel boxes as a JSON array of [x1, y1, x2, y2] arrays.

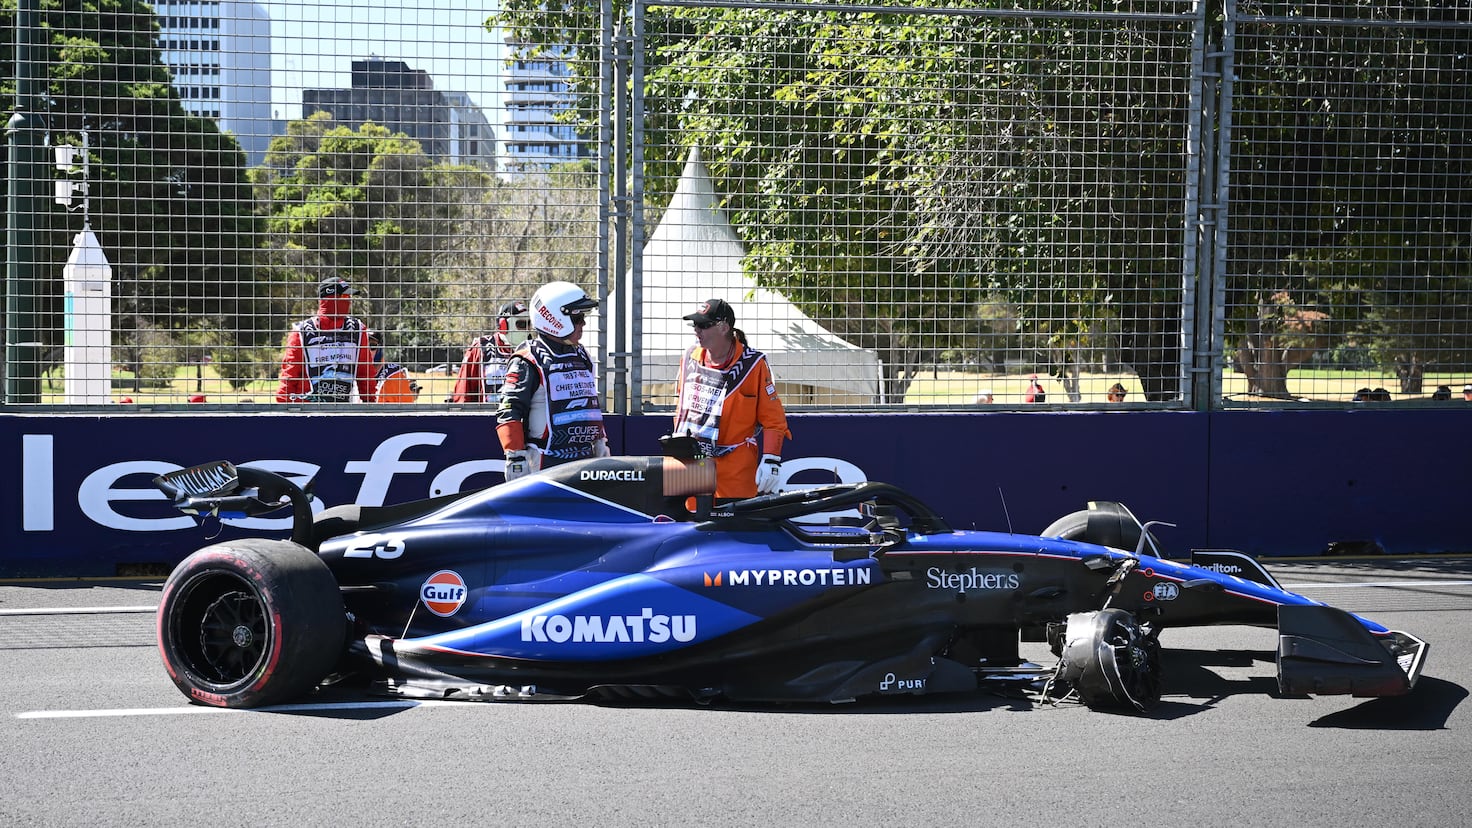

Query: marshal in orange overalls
[[673, 340, 791, 499]]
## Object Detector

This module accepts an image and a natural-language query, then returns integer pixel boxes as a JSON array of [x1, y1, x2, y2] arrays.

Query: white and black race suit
[[497, 336, 604, 464], [298, 317, 366, 403]]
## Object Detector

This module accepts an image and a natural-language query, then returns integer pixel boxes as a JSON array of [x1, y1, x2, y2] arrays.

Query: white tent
[[593, 147, 882, 406]]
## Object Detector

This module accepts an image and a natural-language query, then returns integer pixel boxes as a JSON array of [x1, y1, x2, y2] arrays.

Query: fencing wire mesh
[[3, 0, 1470, 410], [624, 1, 1201, 408], [7, 0, 603, 408], [1223, 3, 1472, 405]]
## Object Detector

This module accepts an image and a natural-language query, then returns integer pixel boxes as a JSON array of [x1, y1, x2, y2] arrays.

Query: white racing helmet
[[530, 281, 598, 339]]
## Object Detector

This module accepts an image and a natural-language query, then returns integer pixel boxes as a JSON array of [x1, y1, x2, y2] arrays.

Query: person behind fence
[[367, 331, 421, 403], [496, 282, 609, 481], [275, 276, 378, 403], [449, 300, 530, 404], [1107, 382, 1127, 403], [1463, 384, 1472, 402], [671, 298, 791, 500], [1025, 374, 1047, 403]]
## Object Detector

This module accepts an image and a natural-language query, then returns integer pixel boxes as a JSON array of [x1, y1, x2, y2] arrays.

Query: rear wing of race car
[[153, 460, 317, 546], [1277, 604, 1429, 697]]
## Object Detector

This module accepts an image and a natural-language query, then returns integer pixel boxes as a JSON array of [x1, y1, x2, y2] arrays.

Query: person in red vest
[[275, 277, 378, 403], [671, 298, 791, 500], [449, 300, 530, 404], [1025, 374, 1047, 403]]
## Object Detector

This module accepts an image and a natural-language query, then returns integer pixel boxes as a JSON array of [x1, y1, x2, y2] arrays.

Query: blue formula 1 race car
[[150, 455, 1428, 713]]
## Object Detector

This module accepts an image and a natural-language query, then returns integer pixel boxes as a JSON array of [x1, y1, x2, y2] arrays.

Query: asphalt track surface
[[2, 558, 1469, 827]]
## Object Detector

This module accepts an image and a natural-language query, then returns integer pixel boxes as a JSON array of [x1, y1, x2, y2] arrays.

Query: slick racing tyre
[[1040, 510, 1091, 542], [1057, 609, 1162, 714], [157, 538, 346, 708]]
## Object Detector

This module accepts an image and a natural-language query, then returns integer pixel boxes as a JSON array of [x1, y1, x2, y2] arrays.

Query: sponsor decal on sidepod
[[704, 568, 873, 588], [521, 609, 696, 643], [925, 567, 1020, 591], [421, 570, 467, 617]]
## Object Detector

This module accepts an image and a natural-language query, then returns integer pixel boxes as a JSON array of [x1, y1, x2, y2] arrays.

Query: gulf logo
[[420, 570, 468, 617]]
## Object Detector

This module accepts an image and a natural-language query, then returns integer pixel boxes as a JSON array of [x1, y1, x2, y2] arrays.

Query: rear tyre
[[157, 538, 345, 708], [1042, 507, 1155, 554], [1059, 609, 1162, 713], [1040, 510, 1089, 541]]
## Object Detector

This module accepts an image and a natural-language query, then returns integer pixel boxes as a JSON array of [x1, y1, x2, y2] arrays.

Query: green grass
[[35, 364, 1467, 406], [902, 370, 1466, 404], [39, 365, 459, 406]]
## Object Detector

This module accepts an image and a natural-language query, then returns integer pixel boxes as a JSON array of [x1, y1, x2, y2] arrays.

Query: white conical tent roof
[[594, 147, 881, 405]]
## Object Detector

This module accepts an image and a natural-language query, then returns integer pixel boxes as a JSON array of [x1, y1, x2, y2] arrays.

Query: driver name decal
[[421, 570, 468, 616], [522, 608, 697, 644]]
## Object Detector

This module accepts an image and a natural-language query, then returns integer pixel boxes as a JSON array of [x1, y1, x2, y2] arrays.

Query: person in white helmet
[[449, 300, 530, 404], [496, 281, 610, 481]]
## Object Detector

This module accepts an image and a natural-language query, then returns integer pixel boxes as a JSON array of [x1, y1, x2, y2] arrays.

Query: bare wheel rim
[[196, 588, 269, 684], [169, 571, 273, 690]]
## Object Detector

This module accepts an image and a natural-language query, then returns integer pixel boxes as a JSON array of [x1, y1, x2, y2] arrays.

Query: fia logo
[[1150, 582, 1180, 601]]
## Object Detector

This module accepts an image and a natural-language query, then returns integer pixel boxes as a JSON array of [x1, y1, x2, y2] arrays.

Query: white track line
[[17, 700, 461, 719], [0, 606, 157, 616], [1283, 580, 1472, 589]]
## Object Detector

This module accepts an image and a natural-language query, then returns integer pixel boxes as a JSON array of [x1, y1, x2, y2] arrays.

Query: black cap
[[498, 300, 528, 319], [683, 298, 736, 326], [318, 276, 360, 297]]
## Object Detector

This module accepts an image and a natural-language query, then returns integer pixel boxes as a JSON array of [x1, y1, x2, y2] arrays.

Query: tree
[[252, 115, 508, 363], [429, 163, 601, 355], [1, 0, 264, 362], [1226, 1, 1472, 395], [496, 2, 1196, 401]]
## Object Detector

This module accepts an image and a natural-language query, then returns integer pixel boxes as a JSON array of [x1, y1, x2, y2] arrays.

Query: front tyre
[[1057, 609, 1162, 713], [157, 538, 345, 708]]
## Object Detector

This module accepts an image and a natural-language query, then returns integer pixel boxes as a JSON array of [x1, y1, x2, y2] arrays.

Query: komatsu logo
[[711, 568, 873, 587], [925, 567, 1020, 591], [521, 608, 696, 644], [579, 469, 645, 482]]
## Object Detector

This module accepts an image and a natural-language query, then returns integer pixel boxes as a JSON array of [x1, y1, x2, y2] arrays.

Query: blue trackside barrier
[[2, 409, 1468, 577]]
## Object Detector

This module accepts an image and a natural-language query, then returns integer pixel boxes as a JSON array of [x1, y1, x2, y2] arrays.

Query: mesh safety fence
[[3, 0, 1470, 410]]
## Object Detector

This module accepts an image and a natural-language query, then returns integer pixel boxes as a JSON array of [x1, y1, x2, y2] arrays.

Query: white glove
[[503, 446, 542, 481], [593, 437, 611, 457], [756, 454, 782, 494]]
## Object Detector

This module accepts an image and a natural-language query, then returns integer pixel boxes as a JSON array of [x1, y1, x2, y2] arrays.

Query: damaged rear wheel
[[1057, 609, 1162, 713]]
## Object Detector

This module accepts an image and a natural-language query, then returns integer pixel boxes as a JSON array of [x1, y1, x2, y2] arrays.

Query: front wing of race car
[[1276, 604, 1429, 697]]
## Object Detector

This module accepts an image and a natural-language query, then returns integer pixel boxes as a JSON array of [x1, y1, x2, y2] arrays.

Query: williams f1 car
[[150, 456, 1427, 713]]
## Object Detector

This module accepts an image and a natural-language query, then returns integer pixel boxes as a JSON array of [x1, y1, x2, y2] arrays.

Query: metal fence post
[[6, 0, 45, 404]]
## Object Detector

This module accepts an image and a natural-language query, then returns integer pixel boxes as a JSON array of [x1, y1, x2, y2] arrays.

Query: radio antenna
[[998, 487, 1014, 534]]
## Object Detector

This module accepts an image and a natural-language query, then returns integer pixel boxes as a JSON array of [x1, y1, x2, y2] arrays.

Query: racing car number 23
[[343, 533, 408, 560]]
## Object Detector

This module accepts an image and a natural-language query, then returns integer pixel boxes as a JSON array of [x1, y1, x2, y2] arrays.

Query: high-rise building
[[303, 58, 495, 169], [444, 91, 497, 170], [154, 0, 275, 166], [502, 42, 592, 172]]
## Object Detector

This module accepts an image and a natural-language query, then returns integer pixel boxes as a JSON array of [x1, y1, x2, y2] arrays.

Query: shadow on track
[[1308, 676, 1466, 730]]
